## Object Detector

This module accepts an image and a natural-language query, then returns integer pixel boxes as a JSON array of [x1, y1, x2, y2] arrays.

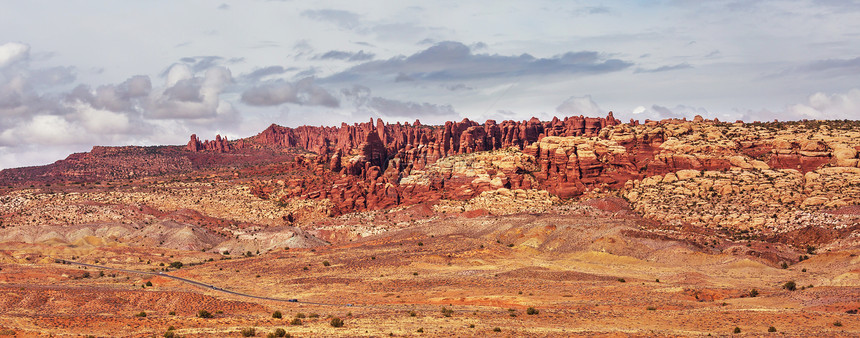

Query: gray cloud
[[180, 56, 225, 73], [241, 66, 288, 81], [329, 41, 633, 82], [318, 50, 375, 61], [394, 72, 414, 82], [66, 75, 152, 113], [635, 62, 693, 73], [302, 9, 361, 30], [367, 96, 457, 118], [799, 56, 860, 73], [443, 83, 473, 91], [341, 85, 457, 120], [241, 77, 339, 108]]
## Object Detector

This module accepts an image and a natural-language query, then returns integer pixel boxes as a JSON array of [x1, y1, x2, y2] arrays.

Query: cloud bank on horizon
[[1, 0, 859, 169]]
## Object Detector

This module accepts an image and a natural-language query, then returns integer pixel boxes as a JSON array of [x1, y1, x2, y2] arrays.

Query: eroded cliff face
[[231, 117, 860, 225]]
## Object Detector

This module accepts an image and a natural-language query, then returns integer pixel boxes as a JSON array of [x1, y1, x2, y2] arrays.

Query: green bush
[[169, 261, 183, 269], [330, 317, 344, 327], [526, 307, 539, 315], [197, 310, 213, 318], [271, 328, 287, 337], [272, 310, 282, 319], [783, 281, 797, 291], [749, 289, 759, 297], [240, 327, 256, 337]]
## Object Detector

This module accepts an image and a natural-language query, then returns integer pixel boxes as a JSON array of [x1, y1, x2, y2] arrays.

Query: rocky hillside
[[3, 114, 859, 238]]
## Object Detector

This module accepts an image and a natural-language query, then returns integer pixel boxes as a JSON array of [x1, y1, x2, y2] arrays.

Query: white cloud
[[556, 95, 602, 116], [744, 88, 860, 121], [0, 42, 29, 68], [70, 101, 133, 134]]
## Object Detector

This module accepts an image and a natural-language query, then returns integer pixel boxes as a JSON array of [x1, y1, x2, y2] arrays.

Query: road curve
[[52, 258, 356, 308]]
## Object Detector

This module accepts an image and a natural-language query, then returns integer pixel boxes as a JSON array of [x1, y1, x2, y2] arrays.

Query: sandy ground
[[1, 212, 858, 337]]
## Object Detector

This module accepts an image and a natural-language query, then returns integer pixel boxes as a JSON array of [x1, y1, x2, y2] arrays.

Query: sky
[[1, 0, 860, 170]]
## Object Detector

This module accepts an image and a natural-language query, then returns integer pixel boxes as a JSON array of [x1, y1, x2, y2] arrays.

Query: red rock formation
[[186, 134, 232, 152]]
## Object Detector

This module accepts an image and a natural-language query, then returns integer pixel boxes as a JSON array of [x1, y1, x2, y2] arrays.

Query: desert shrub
[[469, 324, 475, 328], [330, 317, 344, 327], [783, 281, 797, 291], [417, 242, 424, 246], [295, 313, 306, 319], [646, 306, 656, 311], [163, 331, 176, 338], [308, 313, 319, 318], [272, 310, 282, 318], [322, 261, 330, 267], [290, 318, 302, 326], [409, 311, 417, 317], [146, 281, 153, 287], [526, 307, 539, 315], [168, 311, 176, 315], [271, 328, 287, 337], [240, 327, 256, 337], [806, 245, 816, 254], [749, 289, 759, 297], [441, 307, 454, 317], [834, 321, 843, 327], [493, 327, 501, 332], [733, 327, 741, 333], [197, 310, 213, 318], [617, 278, 626, 283], [768, 326, 777, 332], [780, 262, 788, 269], [169, 261, 183, 269], [135, 311, 147, 317]]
